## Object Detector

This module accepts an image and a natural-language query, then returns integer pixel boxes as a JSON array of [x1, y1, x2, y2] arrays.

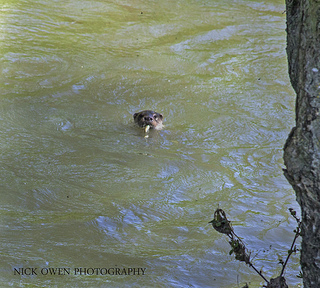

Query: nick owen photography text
[[14, 267, 146, 276]]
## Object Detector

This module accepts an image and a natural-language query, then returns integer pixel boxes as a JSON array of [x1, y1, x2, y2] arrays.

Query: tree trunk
[[283, 0, 320, 287]]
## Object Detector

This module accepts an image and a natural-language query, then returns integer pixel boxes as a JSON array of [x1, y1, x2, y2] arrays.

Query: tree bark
[[283, 0, 320, 287]]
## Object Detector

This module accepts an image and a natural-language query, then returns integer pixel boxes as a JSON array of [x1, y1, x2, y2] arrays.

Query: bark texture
[[283, 0, 320, 287]]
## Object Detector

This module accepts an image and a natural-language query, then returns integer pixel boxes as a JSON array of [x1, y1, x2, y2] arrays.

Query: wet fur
[[133, 110, 164, 130]]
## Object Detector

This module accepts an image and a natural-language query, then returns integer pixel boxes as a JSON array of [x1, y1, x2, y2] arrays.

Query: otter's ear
[[133, 113, 138, 119], [159, 113, 163, 119]]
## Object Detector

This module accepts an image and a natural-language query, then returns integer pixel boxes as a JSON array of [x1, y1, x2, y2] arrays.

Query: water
[[1, 0, 301, 287]]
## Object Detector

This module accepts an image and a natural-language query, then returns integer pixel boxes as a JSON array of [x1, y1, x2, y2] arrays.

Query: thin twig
[[280, 222, 301, 276], [248, 262, 269, 284]]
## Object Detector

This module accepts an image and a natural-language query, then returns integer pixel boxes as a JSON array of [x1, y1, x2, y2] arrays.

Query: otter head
[[133, 110, 164, 130]]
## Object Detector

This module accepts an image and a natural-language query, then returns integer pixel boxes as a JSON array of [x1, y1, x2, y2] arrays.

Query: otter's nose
[[144, 116, 153, 121]]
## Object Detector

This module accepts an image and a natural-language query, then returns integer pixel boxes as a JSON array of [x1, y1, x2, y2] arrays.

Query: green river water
[[0, 0, 301, 287]]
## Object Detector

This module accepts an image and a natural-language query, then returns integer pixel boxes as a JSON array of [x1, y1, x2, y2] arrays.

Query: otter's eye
[[138, 114, 143, 120], [153, 114, 157, 119]]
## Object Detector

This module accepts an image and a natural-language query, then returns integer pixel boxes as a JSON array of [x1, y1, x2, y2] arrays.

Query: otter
[[133, 110, 164, 130]]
